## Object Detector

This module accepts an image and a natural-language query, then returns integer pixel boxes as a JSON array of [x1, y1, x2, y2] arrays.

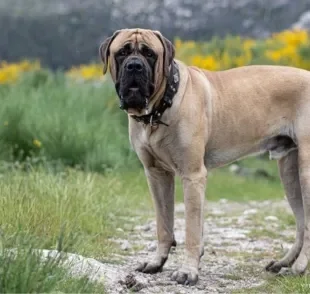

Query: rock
[[196, 284, 206, 290], [175, 203, 185, 213], [237, 215, 248, 225], [264, 215, 279, 222], [147, 241, 157, 252], [229, 164, 240, 173], [210, 208, 224, 216], [243, 208, 258, 215], [151, 286, 161, 293], [292, 11, 310, 30], [142, 224, 151, 232], [174, 231, 185, 245], [120, 240, 131, 251], [134, 224, 152, 232], [225, 231, 247, 240], [229, 164, 274, 180]]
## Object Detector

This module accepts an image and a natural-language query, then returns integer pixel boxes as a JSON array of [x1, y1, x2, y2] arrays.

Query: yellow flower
[[243, 39, 255, 50], [265, 50, 282, 62], [2, 29, 309, 84], [174, 38, 182, 50], [273, 30, 308, 46], [0, 60, 40, 84], [33, 139, 42, 148], [66, 64, 103, 81]]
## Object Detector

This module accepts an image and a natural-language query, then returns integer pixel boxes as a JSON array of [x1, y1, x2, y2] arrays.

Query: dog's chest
[[139, 127, 177, 171]]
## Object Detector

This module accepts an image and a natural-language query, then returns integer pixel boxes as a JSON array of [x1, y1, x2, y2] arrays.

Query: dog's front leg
[[136, 166, 176, 273], [172, 165, 207, 285]]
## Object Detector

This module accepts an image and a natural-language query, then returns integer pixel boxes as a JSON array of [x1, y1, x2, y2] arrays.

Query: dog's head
[[99, 29, 175, 114]]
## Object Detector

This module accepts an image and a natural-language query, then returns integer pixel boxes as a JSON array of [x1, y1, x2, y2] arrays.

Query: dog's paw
[[265, 260, 283, 273], [292, 253, 308, 275], [171, 266, 198, 285], [135, 258, 167, 274]]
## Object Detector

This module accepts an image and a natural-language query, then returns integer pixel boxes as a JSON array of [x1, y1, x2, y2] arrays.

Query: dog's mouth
[[117, 79, 154, 112], [127, 81, 141, 95]]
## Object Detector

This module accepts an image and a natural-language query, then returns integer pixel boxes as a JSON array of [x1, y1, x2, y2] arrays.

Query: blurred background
[[1, 0, 310, 183], [1, 0, 310, 173], [2, 0, 310, 69]]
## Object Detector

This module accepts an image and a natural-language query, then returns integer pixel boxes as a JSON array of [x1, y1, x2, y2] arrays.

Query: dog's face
[[99, 29, 175, 114]]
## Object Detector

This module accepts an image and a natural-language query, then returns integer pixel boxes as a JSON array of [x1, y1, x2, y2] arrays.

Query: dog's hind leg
[[291, 138, 310, 274], [265, 149, 304, 273]]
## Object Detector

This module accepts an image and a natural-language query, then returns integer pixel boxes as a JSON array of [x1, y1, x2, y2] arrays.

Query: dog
[[99, 28, 310, 285]]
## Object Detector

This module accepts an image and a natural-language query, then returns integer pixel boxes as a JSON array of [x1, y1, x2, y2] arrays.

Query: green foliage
[[0, 72, 139, 172], [0, 168, 150, 256], [0, 235, 105, 293]]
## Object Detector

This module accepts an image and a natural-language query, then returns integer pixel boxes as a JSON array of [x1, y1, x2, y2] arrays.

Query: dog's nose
[[125, 58, 143, 73]]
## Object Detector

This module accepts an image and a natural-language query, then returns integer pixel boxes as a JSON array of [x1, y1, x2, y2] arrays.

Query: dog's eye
[[146, 51, 153, 58], [119, 49, 127, 56]]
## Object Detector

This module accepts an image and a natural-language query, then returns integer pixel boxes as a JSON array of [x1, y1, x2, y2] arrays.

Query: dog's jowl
[[100, 28, 310, 285]]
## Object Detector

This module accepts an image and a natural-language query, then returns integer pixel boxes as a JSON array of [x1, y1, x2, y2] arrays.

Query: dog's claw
[[265, 260, 282, 273], [135, 260, 164, 274]]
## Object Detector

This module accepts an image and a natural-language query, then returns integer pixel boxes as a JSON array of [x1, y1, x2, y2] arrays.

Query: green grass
[[174, 157, 283, 202], [0, 71, 139, 172], [0, 242, 105, 293], [247, 275, 310, 294], [0, 168, 151, 257], [0, 168, 151, 293], [207, 157, 282, 202]]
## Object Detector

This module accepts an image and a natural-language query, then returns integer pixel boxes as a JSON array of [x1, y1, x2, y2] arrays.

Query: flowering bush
[[66, 64, 103, 81], [175, 30, 310, 70], [2, 29, 310, 83], [0, 60, 40, 84]]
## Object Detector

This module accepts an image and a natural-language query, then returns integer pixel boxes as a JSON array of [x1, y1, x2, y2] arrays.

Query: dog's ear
[[153, 31, 175, 78], [99, 30, 121, 75]]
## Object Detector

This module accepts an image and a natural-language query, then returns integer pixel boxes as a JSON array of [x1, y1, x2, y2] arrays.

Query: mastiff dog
[[99, 28, 310, 285]]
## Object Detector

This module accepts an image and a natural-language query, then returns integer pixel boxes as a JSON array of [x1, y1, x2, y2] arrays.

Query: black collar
[[131, 61, 180, 127]]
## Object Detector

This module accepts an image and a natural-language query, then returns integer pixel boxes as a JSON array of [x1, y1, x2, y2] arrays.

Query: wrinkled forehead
[[109, 29, 164, 54]]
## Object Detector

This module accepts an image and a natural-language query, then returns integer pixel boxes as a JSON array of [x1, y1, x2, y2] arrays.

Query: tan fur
[[101, 28, 310, 284]]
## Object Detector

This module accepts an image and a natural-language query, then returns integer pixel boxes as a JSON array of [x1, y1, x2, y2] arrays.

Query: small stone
[[243, 208, 258, 215], [175, 203, 185, 213], [147, 241, 157, 252], [116, 228, 124, 232], [219, 198, 228, 204], [196, 284, 205, 290], [121, 240, 131, 251], [151, 286, 161, 293], [237, 215, 248, 224], [225, 231, 247, 239], [229, 164, 240, 173], [264, 215, 279, 222], [142, 224, 151, 231], [211, 208, 223, 216], [148, 281, 157, 287], [134, 223, 151, 231]]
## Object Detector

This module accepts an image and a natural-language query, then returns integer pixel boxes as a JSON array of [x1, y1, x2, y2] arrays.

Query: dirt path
[[48, 199, 294, 293], [94, 199, 294, 293]]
